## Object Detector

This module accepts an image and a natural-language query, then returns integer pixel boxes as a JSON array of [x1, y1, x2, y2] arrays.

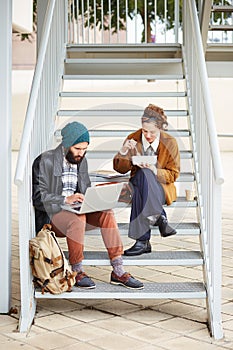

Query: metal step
[[211, 5, 233, 13], [64, 57, 183, 80], [57, 109, 188, 117], [65, 58, 183, 64], [66, 44, 182, 60], [116, 197, 197, 208], [90, 172, 195, 183], [63, 73, 184, 80], [60, 91, 187, 98], [209, 25, 233, 31], [81, 251, 203, 266], [86, 222, 200, 236], [35, 282, 206, 299], [55, 129, 190, 138], [89, 129, 190, 138], [86, 150, 193, 160]]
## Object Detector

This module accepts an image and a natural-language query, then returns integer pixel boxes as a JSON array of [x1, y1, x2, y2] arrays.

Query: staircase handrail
[[183, 0, 224, 339], [184, 1, 224, 185], [13, 0, 67, 332], [14, 0, 66, 185]]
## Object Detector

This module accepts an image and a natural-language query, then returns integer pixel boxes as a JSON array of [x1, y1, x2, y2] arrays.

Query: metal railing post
[[0, 0, 12, 314], [182, 0, 224, 339]]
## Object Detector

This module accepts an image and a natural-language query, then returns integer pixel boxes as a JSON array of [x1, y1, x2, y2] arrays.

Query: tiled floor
[[0, 152, 232, 350]]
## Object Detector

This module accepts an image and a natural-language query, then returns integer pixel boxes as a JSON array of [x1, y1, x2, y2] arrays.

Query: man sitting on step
[[113, 104, 180, 256], [32, 121, 143, 290]]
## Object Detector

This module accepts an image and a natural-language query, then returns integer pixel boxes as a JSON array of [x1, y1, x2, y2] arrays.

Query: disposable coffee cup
[[185, 189, 195, 201]]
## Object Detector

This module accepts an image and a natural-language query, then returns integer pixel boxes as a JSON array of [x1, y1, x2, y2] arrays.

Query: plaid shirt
[[61, 157, 78, 197]]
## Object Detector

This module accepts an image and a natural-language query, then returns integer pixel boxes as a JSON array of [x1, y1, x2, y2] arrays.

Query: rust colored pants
[[51, 210, 123, 265]]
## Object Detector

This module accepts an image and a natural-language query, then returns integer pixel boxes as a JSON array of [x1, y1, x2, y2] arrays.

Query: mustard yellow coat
[[113, 129, 180, 205]]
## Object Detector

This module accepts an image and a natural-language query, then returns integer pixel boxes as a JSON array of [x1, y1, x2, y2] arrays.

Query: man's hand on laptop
[[65, 193, 84, 205]]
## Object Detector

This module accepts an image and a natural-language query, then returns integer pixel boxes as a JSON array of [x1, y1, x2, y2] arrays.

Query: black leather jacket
[[32, 144, 91, 232]]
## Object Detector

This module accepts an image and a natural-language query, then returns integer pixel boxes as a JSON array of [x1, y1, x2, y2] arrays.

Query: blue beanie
[[61, 122, 90, 148]]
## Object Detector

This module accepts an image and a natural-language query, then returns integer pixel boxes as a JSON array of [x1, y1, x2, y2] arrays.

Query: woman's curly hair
[[141, 104, 168, 130]]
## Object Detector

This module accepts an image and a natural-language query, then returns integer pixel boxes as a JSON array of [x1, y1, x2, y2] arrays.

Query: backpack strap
[[59, 270, 77, 292], [33, 277, 50, 295], [50, 266, 64, 278], [44, 255, 62, 266]]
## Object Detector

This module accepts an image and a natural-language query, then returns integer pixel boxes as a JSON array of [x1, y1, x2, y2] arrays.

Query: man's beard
[[65, 149, 85, 164]]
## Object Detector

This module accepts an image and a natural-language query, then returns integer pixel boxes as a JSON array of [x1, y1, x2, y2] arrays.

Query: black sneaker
[[110, 272, 144, 290], [75, 272, 96, 289]]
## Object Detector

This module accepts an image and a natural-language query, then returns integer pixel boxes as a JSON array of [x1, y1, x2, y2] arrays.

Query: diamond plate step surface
[[55, 129, 190, 138], [60, 91, 187, 98], [85, 150, 192, 160], [57, 109, 188, 117], [85, 222, 200, 236], [89, 172, 195, 183], [79, 250, 203, 266], [35, 282, 206, 299], [114, 196, 197, 208]]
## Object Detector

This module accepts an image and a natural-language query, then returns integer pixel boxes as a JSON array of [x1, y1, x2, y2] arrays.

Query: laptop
[[61, 182, 124, 214]]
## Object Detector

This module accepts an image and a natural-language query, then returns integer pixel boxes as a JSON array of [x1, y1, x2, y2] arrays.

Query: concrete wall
[[209, 78, 233, 151], [13, 0, 33, 33]]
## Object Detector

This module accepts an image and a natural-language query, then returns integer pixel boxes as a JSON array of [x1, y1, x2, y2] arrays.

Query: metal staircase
[[14, 0, 224, 339], [33, 44, 207, 303]]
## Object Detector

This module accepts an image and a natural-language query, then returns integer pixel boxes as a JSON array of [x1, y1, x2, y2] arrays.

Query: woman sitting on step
[[113, 104, 180, 256]]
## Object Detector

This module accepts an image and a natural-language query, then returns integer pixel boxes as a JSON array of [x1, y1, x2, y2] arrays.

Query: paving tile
[[161, 335, 224, 350], [89, 333, 147, 350], [152, 300, 204, 318], [222, 287, 233, 300], [187, 327, 220, 343], [151, 265, 187, 274], [122, 298, 168, 308], [71, 298, 111, 308], [36, 299, 83, 313], [94, 299, 141, 315], [56, 343, 101, 350], [63, 308, 113, 322], [221, 329, 233, 349], [34, 313, 80, 330], [92, 315, 142, 333], [0, 341, 37, 350], [222, 276, 233, 286], [155, 316, 206, 334], [221, 313, 233, 322], [3, 325, 47, 342], [21, 331, 78, 350], [124, 266, 163, 280], [222, 319, 233, 331], [139, 346, 165, 350], [0, 315, 17, 327], [145, 273, 188, 283], [171, 267, 203, 280], [181, 308, 208, 323], [177, 298, 206, 308], [57, 323, 113, 341], [222, 302, 233, 316], [124, 324, 177, 344], [34, 307, 55, 319], [0, 333, 15, 345], [124, 308, 173, 324]]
